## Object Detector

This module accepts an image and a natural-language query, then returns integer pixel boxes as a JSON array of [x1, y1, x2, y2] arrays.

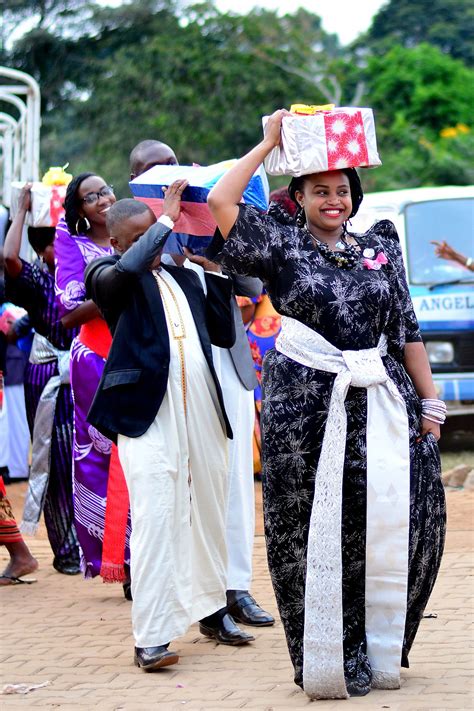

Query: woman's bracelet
[[421, 398, 447, 424]]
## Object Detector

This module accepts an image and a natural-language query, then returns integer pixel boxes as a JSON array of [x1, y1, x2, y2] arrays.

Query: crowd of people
[[0, 111, 456, 699]]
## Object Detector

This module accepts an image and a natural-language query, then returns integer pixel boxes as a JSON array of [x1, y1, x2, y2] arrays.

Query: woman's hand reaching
[[431, 240, 458, 262], [263, 109, 292, 150], [207, 107, 290, 239], [18, 183, 33, 213]]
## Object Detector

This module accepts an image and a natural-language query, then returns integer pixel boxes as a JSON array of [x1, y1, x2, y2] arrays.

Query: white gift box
[[10, 182, 66, 227], [263, 107, 382, 177]]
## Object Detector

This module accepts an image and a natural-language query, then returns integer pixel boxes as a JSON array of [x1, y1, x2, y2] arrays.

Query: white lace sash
[[275, 316, 410, 699]]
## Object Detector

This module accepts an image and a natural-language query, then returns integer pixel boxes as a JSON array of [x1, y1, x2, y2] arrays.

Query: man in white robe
[[130, 140, 274, 628], [86, 193, 253, 672]]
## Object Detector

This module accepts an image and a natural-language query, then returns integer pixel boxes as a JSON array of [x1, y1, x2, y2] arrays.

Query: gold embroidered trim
[[153, 270, 187, 416]]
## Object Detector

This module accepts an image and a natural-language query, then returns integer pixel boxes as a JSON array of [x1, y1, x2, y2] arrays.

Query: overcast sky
[[213, 0, 388, 45]]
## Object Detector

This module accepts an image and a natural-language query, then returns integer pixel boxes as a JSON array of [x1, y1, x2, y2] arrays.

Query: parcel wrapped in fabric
[[130, 160, 270, 238], [262, 107, 382, 177], [10, 182, 67, 227]]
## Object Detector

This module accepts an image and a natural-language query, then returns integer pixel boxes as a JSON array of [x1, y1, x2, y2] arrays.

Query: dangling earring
[[76, 216, 91, 234], [296, 207, 306, 228]]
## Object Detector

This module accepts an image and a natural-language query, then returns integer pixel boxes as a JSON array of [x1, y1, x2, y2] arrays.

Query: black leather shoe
[[123, 581, 132, 601], [199, 609, 255, 645], [53, 563, 81, 575], [134, 645, 179, 671], [226, 590, 275, 627]]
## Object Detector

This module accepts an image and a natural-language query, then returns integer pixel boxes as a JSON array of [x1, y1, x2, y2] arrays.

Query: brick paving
[[1, 483, 473, 710]]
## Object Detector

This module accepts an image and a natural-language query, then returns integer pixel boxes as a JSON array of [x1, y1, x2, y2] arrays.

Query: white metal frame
[[0, 67, 41, 205]]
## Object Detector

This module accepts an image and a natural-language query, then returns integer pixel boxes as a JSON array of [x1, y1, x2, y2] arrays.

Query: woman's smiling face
[[78, 175, 116, 227], [295, 171, 352, 236]]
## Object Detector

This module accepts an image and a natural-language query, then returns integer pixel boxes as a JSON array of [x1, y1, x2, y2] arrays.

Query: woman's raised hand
[[263, 109, 292, 149], [18, 183, 33, 212], [162, 178, 189, 223]]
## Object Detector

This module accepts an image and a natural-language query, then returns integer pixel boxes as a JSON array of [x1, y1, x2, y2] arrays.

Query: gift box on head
[[10, 182, 67, 227], [130, 160, 270, 238], [263, 105, 382, 177]]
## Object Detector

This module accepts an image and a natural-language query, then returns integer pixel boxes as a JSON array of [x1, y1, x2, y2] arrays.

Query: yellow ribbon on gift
[[290, 103, 335, 115], [42, 163, 73, 186]]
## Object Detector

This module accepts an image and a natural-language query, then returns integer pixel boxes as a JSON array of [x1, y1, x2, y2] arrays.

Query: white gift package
[[263, 107, 382, 177]]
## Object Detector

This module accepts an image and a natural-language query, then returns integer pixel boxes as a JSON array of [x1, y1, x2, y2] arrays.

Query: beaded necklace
[[306, 226, 360, 269]]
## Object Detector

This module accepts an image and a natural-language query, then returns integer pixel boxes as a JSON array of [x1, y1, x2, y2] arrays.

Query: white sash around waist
[[275, 316, 410, 699]]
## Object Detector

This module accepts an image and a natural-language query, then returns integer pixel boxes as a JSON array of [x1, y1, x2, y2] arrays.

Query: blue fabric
[[163, 232, 213, 257]]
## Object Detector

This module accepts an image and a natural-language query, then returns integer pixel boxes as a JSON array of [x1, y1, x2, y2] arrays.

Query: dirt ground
[[1, 481, 473, 710]]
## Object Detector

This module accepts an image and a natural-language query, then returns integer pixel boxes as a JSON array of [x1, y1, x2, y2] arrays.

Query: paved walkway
[[1, 484, 473, 710]]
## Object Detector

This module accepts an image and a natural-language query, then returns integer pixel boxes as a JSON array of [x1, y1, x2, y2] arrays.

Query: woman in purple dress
[[54, 173, 131, 580], [4, 184, 80, 574]]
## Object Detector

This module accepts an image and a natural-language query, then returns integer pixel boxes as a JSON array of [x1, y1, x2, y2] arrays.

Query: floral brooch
[[362, 248, 388, 270]]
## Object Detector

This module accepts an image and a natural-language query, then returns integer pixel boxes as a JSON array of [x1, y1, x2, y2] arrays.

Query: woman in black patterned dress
[[207, 110, 446, 699]]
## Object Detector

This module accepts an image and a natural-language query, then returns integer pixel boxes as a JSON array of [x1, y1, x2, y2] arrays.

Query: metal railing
[[0, 67, 41, 206]]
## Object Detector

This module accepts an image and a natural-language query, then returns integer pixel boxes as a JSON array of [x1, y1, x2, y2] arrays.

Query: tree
[[364, 0, 474, 67], [360, 44, 474, 190], [3, 0, 472, 195], [22, 2, 341, 194], [366, 44, 473, 135]]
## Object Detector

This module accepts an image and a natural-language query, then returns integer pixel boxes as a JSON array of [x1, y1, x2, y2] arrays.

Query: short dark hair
[[64, 172, 96, 235], [130, 140, 171, 176], [129, 140, 160, 171], [288, 167, 364, 219], [27, 226, 55, 254], [106, 199, 153, 233]]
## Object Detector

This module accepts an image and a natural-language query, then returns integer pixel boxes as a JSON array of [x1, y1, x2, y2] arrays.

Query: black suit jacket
[[84, 221, 235, 443]]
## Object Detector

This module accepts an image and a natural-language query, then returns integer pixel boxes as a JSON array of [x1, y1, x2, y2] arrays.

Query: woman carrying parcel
[[206, 109, 446, 700]]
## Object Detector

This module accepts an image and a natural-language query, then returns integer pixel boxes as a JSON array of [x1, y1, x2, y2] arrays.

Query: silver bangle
[[421, 414, 445, 425], [421, 398, 446, 410], [422, 413, 446, 424]]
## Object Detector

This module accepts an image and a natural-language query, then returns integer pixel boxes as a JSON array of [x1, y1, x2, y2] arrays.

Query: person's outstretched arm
[[86, 180, 187, 312], [431, 240, 474, 271], [4, 184, 31, 279], [208, 109, 290, 238]]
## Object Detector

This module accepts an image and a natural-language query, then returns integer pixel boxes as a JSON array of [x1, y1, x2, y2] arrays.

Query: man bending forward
[[86, 185, 252, 671]]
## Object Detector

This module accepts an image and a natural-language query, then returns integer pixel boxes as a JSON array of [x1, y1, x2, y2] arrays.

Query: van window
[[405, 198, 474, 285]]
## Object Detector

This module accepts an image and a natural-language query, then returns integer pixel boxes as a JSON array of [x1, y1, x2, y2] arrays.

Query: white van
[[350, 185, 474, 415]]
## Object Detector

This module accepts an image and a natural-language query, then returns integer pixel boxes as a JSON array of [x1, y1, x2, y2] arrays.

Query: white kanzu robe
[[118, 269, 228, 648]]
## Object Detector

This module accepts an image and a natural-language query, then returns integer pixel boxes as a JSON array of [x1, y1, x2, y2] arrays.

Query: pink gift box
[[263, 107, 382, 177]]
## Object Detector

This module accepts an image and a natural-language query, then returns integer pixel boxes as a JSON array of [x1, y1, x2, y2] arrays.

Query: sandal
[[0, 574, 37, 585]]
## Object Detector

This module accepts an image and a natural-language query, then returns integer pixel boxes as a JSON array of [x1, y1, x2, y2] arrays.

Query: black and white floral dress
[[211, 203, 446, 695]]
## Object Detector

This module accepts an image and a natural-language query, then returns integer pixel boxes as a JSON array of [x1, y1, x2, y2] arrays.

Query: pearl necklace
[[306, 227, 360, 269]]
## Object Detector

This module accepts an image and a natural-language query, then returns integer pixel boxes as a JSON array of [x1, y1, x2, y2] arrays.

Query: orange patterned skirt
[[0, 475, 22, 543]]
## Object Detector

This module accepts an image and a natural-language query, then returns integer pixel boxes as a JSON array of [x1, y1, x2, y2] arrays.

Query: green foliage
[[366, 44, 473, 135], [361, 44, 474, 191], [1, 0, 473, 196], [365, 0, 474, 67]]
